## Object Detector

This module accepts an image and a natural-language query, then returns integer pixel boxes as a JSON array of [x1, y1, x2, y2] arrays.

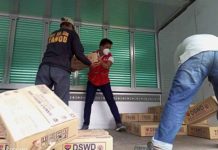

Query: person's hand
[[71, 67, 77, 72]]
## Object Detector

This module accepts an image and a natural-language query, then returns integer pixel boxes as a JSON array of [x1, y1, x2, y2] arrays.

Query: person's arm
[[71, 31, 91, 66]]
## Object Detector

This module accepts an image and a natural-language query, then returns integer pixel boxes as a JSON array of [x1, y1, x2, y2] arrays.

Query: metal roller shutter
[[10, 18, 43, 83]]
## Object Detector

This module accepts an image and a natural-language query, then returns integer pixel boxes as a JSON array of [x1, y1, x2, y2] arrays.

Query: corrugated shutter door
[[10, 18, 43, 83], [0, 17, 10, 83], [135, 31, 157, 88], [80, 0, 103, 24], [51, 0, 75, 19], [0, 1, 11, 13], [49, 21, 59, 33], [108, 28, 131, 87], [19, 0, 45, 17], [78, 25, 103, 85], [109, 0, 129, 27]]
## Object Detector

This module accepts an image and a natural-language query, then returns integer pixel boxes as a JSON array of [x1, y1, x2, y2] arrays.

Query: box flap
[[0, 92, 50, 141]]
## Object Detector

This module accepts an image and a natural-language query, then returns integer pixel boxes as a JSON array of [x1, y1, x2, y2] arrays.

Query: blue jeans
[[83, 81, 121, 126], [35, 64, 70, 105], [154, 51, 218, 147]]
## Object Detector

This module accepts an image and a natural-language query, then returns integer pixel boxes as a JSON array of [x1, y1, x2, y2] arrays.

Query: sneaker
[[147, 141, 161, 150], [115, 123, 126, 132], [81, 124, 89, 130], [134, 142, 161, 150]]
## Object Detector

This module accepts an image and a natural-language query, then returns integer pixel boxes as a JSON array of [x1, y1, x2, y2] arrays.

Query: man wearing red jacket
[[81, 38, 126, 131]]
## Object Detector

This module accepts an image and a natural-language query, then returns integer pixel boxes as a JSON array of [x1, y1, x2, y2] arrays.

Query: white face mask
[[103, 48, 110, 55]]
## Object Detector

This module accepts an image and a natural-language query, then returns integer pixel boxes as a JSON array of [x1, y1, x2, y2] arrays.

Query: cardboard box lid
[[78, 130, 109, 138], [120, 113, 140, 116], [0, 85, 77, 142], [138, 113, 154, 115], [19, 85, 77, 124], [189, 123, 218, 127], [68, 135, 112, 141]]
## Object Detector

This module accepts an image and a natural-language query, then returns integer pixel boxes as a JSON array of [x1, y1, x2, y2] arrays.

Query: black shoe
[[115, 123, 126, 132], [81, 124, 89, 130]]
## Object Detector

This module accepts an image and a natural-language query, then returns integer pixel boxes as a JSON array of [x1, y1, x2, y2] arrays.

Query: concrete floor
[[108, 130, 218, 150]]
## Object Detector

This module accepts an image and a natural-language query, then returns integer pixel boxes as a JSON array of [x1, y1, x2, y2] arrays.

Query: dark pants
[[83, 81, 121, 126], [35, 64, 70, 105]]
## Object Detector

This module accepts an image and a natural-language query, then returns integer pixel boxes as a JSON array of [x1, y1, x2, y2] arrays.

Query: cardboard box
[[121, 113, 154, 122], [149, 104, 205, 124], [188, 124, 218, 139], [153, 114, 161, 122], [148, 106, 163, 114], [177, 125, 187, 136], [55, 130, 113, 150], [182, 104, 197, 124], [0, 85, 79, 149], [138, 113, 154, 122], [183, 104, 208, 125], [120, 113, 139, 122], [186, 96, 218, 124], [152, 113, 208, 125], [152, 112, 195, 124], [0, 123, 6, 139], [131, 122, 159, 137], [130, 122, 187, 137], [71, 52, 98, 70], [123, 122, 133, 133], [0, 139, 8, 150]]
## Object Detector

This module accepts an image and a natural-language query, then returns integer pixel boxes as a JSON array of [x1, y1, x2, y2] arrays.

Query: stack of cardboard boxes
[[122, 96, 218, 139], [0, 85, 113, 150], [187, 96, 218, 139], [1, 84, 217, 149], [121, 113, 187, 137]]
